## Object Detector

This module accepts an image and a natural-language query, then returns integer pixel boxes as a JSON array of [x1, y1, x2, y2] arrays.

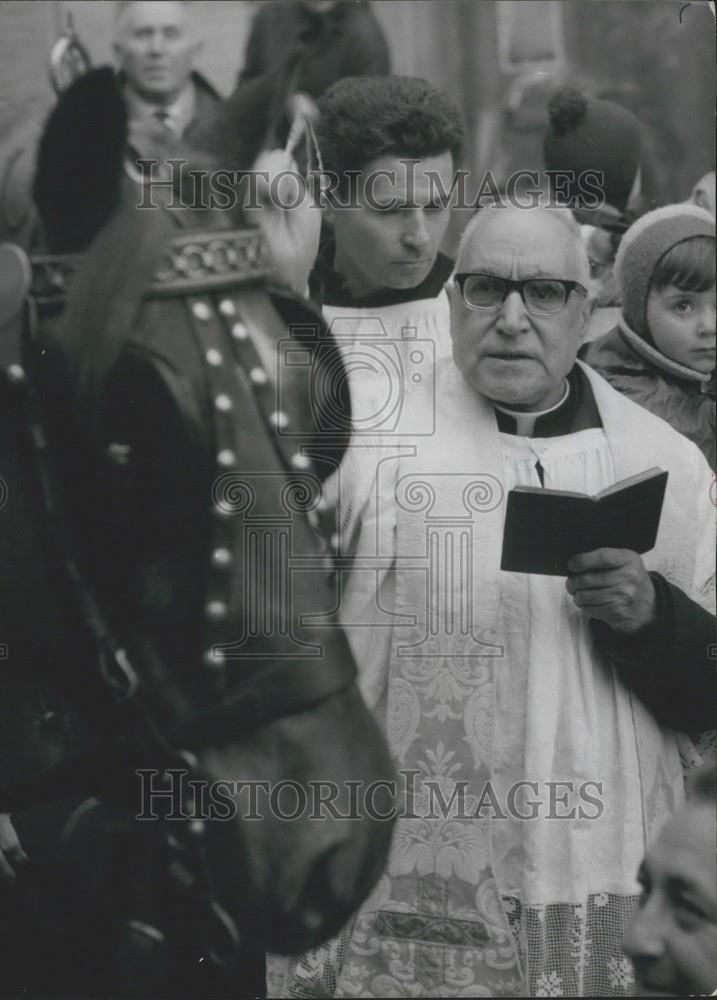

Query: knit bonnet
[[615, 203, 715, 338]]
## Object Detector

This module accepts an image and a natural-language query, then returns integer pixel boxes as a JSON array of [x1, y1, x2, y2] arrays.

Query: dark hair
[[652, 235, 716, 294], [317, 76, 464, 189]]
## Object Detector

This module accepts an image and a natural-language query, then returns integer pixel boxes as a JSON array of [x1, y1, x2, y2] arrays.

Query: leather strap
[[172, 652, 356, 749], [0, 645, 356, 814]]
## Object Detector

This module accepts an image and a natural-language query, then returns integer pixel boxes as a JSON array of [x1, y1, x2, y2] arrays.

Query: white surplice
[[278, 360, 715, 999], [319, 293, 453, 543]]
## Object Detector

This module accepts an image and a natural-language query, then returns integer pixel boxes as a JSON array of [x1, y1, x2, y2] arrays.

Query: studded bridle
[[0, 226, 356, 972]]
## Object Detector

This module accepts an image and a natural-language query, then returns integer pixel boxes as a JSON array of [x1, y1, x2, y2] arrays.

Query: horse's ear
[[33, 67, 127, 253], [195, 50, 305, 174]]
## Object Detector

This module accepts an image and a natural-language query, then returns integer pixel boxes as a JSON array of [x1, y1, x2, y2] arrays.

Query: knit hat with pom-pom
[[543, 89, 642, 213]]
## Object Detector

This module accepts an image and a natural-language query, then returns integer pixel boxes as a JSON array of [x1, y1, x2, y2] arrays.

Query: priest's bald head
[[447, 206, 591, 411]]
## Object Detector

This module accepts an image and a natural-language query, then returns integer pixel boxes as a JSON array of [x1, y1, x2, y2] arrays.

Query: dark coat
[[581, 321, 715, 471], [121, 69, 220, 150], [181, 71, 221, 147], [238, 0, 390, 99]]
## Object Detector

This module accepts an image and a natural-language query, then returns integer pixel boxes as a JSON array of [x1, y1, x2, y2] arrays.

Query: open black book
[[500, 467, 668, 576]]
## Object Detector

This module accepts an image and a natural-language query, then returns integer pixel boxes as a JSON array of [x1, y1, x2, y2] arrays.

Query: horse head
[[6, 61, 396, 978]]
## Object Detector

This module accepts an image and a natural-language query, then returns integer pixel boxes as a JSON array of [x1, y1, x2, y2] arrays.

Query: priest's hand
[[566, 548, 657, 634]]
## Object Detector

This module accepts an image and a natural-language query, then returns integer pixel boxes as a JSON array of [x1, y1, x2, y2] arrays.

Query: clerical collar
[[494, 366, 603, 437], [494, 379, 570, 436], [310, 239, 454, 308]]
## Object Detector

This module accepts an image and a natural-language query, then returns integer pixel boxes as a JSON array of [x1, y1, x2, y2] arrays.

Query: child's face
[[646, 283, 716, 374]]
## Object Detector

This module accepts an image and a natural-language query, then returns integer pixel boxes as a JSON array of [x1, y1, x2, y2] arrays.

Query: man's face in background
[[328, 153, 454, 298], [114, 1, 199, 105], [623, 801, 717, 997]]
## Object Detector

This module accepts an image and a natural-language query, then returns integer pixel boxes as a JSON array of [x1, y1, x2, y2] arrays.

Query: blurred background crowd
[[1, 0, 714, 248]]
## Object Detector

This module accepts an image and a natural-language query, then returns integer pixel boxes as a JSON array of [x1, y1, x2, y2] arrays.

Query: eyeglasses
[[455, 273, 588, 316]]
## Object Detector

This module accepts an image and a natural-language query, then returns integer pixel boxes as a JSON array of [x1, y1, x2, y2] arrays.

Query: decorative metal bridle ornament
[[49, 12, 92, 95]]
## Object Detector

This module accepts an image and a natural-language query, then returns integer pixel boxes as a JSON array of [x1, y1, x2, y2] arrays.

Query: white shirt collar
[[123, 79, 196, 136]]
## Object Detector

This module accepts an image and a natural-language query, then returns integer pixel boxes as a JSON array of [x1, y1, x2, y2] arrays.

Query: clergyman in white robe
[[279, 205, 715, 998]]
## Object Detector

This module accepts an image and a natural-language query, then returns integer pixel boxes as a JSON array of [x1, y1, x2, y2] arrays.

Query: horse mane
[[55, 201, 175, 428]]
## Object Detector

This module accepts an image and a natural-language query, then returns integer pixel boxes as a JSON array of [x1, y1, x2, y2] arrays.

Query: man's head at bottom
[[317, 76, 464, 298], [447, 205, 592, 411], [623, 764, 717, 997]]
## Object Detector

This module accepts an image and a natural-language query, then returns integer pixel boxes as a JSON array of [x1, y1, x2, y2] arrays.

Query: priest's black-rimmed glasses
[[454, 273, 589, 316]]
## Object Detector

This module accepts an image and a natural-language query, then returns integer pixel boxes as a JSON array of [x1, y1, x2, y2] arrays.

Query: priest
[[282, 205, 716, 997]]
